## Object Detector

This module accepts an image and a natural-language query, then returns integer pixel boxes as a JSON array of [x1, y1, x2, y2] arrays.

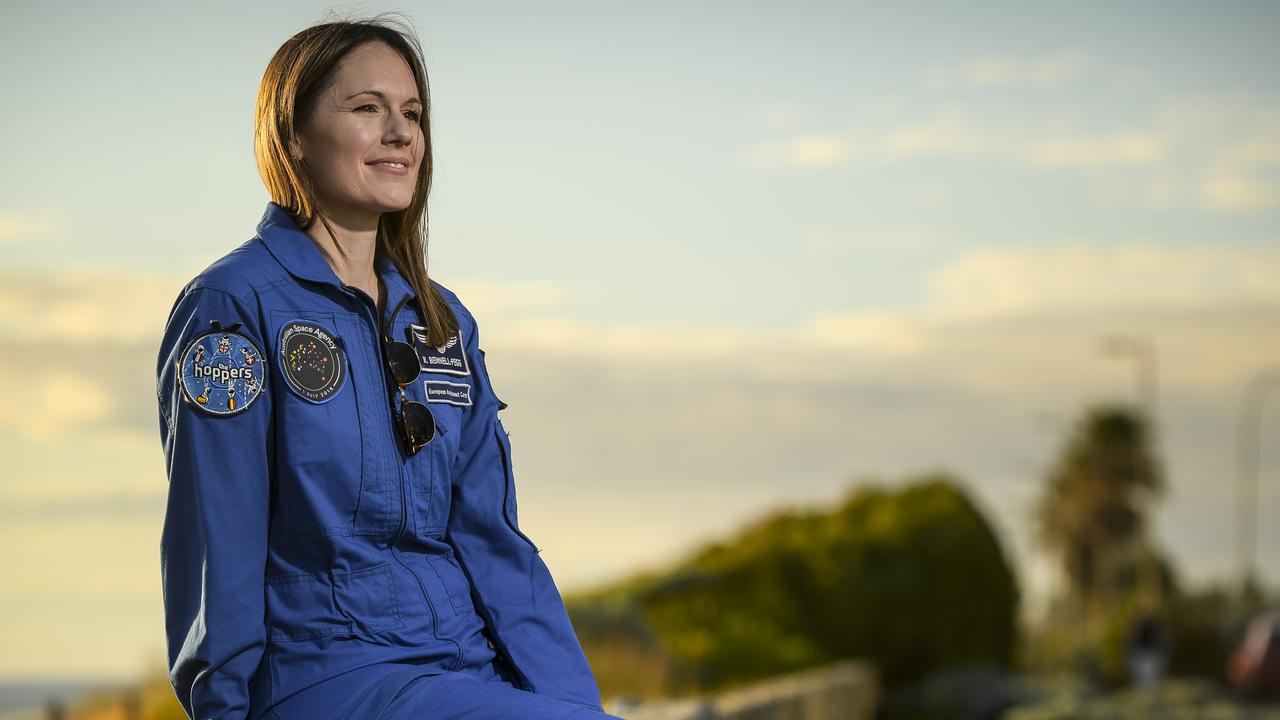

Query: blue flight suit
[[155, 203, 619, 720]]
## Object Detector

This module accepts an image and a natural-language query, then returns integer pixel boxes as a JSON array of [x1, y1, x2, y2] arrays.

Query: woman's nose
[[385, 111, 416, 146]]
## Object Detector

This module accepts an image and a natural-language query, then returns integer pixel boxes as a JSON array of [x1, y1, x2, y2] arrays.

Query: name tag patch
[[279, 320, 346, 403], [179, 324, 267, 417], [423, 380, 473, 407], [408, 324, 470, 376]]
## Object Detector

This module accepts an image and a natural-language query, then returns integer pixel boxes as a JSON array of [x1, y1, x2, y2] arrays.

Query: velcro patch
[[279, 320, 346, 403], [408, 324, 470, 376], [179, 326, 267, 416], [423, 380, 473, 407]]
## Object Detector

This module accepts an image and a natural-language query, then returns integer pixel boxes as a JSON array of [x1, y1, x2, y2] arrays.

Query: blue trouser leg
[[371, 671, 624, 720], [268, 662, 625, 720]]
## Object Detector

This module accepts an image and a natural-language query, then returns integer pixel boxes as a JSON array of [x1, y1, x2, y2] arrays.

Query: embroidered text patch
[[179, 325, 266, 416], [408, 324, 470, 376], [423, 380, 473, 407]]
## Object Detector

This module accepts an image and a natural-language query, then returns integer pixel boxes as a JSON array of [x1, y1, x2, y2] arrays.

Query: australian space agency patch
[[179, 326, 266, 416], [279, 320, 346, 403], [408, 324, 470, 376]]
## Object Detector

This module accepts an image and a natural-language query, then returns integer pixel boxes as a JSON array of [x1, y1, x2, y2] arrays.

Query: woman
[[155, 17, 621, 720]]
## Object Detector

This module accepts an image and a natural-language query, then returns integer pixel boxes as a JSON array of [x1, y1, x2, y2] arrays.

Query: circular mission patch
[[279, 319, 346, 403], [179, 328, 267, 416]]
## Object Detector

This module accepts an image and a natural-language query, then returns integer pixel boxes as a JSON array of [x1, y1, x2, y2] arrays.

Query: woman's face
[[293, 41, 424, 225]]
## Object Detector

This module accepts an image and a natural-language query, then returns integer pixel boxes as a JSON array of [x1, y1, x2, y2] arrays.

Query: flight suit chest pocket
[[399, 322, 468, 535], [265, 562, 404, 642], [270, 310, 389, 536]]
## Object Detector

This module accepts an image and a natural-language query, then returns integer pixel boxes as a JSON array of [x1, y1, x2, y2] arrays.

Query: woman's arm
[[445, 304, 604, 712], [156, 284, 272, 719]]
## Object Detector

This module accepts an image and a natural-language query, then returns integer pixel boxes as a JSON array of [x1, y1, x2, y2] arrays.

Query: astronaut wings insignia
[[407, 324, 470, 376]]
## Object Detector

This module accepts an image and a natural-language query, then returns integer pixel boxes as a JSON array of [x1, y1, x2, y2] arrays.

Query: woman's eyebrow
[[345, 89, 422, 105]]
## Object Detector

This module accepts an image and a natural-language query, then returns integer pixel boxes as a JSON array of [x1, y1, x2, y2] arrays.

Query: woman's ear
[[289, 136, 303, 162]]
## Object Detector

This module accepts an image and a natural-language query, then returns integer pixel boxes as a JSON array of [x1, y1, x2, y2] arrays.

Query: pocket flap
[[265, 562, 403, 642]]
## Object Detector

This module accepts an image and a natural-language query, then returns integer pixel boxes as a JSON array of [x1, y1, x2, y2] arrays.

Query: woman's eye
[[404, 110, 421, 122], [355, 104, 379, 113]]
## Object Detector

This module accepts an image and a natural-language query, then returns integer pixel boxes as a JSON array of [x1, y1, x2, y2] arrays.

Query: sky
[[1, 0, 1279, 682]]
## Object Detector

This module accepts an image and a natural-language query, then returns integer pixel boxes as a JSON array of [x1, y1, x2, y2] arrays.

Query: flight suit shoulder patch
[[178, 323, 267, 417]]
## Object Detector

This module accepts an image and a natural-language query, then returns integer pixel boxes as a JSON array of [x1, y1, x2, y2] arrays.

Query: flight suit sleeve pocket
[[265, 562, 403, 642], [493, 419, 539, 553]]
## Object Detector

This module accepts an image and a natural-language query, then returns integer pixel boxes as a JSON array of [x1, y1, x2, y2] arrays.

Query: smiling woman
[[155, 14, 620, 720]]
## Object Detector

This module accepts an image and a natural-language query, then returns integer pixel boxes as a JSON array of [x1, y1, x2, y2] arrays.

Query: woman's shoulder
[[428, 277, 479, 330], [178, 236, 283, 305]]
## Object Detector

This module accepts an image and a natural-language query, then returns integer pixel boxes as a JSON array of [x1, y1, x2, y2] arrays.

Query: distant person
[[1126, 611, 1168, 689], [154, 16, 620, 720]]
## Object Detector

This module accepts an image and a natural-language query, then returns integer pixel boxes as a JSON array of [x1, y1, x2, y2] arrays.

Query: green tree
[[1035, 405, 1164, 626], [572, 473, 1021, 692]]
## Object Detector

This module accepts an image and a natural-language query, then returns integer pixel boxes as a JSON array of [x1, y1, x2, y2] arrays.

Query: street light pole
[[1237, 368, 1280, 601], [1102, 334, 1160, 608]]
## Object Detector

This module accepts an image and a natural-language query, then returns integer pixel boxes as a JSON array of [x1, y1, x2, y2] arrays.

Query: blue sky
[[1, 0, 1279, 681]]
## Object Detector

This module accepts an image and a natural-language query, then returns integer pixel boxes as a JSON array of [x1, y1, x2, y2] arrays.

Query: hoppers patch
[[423, 380, 473, 407], [408, 324, 470, 376], [179, 326, 266, 417], [279, 320, 346, 403]]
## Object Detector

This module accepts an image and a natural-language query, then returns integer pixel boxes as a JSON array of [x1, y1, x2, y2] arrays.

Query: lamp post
[[1101, 334, 1160, 608], [1237, 368, 1280, 601]]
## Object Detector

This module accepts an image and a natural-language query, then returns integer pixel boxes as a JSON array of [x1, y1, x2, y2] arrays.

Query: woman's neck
[[305, 207, 381, 308]]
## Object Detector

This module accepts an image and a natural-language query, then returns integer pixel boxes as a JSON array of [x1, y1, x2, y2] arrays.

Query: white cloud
[[743, 109, 986, 167], [879, 110, 986, 158], [924, 244, 1280, 320], [0, 268, 179, 344], [743, 132, 854, 167], [471, 242, 1280, 402], [1198, 173, 1280, 211], [1020, 133, 1167, 169], [0, 211, 63, 244], [4, 249, 1277, 655], [924, 50, 1095, 91], [743, 110, 1164, 171], [743, 90, 1280, 213]]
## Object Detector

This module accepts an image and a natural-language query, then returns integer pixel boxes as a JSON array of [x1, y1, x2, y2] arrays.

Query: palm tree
[[1036, 404, 1164, 621]]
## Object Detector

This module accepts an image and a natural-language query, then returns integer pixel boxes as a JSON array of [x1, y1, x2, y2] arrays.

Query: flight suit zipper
[[343, 285, 462, 669], [370, 290, 532, 687]]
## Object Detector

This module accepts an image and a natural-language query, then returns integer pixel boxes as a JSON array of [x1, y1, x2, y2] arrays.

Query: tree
[[1035, 404, 1164, 619]]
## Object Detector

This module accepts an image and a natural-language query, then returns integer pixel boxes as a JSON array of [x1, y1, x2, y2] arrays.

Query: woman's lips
[[368, 161, 410, 175]]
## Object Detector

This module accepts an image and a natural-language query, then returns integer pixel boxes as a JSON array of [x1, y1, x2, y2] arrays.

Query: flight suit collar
[[257, 202, 417, 302]]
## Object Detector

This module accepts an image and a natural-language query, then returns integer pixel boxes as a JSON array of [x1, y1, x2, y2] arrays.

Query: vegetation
[[573, 473, 1020, 696]]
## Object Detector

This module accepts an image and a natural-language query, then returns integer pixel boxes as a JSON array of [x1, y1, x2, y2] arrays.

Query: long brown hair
[[253, 13, 457, 346]]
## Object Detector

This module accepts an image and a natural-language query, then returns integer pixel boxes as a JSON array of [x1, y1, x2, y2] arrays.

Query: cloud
[[743, 110, 1162, 171], [1194, 110, 1280, 210], [4, 250, 1277, 620], [923, 50, 1095, 91], [924, 244, 1280, 320], [743, 94, 1280, 215], [1198, 173, 1280, 211], [743, 110, 985, 167], [743, 132, 854, 167], [0, 267, 176, 446], [0, 211, 63, 244], [1020, 133, 1167, 169], [0, 268, 180, 344]]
